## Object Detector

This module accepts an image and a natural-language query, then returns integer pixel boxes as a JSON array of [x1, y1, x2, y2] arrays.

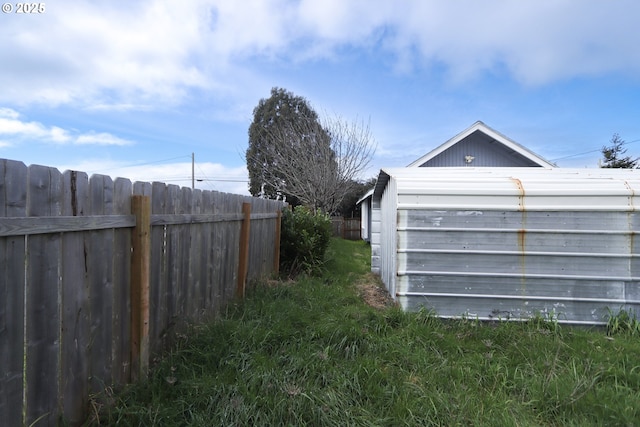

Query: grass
[[96, 239, 640, 426], [607, 307, 640, 337]]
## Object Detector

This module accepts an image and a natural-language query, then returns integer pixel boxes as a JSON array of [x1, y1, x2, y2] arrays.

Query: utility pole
[[191, 152, 195, 189]]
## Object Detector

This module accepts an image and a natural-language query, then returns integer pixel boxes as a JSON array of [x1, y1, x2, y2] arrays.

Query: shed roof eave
[[373, 167, 640, 211], [372, 169, 391, 199], [356, 188, 374, 205]]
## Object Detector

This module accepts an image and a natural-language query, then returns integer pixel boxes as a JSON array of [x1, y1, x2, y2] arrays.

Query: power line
[[197, 178, 249, 182], [194, 160, 217, 191], [85, 155, 192, 174], [550, 148, 602, 162], [550, 138, 640, 162], [123, 155, 192, 168], [81, 153, 249, 186]]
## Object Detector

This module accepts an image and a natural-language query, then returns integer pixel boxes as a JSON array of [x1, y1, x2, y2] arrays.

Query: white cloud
[[0, 107, 133, 146], [1, 0, 639, 109], [0, 108, 20, 119], [76, 132, 131, 146], [172, 0, 640, 87], [49, 127, 72, 143], [1, 0, 212, 107]]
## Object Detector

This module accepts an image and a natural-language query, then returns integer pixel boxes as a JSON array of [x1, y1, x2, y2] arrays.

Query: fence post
[[130, 195, 150, 381], [237, 202, 251, 298], [273, 209, 282, 275]]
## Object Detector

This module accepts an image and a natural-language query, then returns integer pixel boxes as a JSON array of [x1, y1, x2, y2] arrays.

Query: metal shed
[[360, 121, 555, 273], [357, 189, 374, 243], [372, 167, 640, 325]]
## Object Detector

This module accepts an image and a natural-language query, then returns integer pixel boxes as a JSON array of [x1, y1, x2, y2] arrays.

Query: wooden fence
[[331, 217, 361, 240], [0, 159, 285, 426]]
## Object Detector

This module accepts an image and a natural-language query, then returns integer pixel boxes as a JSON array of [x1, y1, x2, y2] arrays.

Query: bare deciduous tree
[[247, 114, 376, 215], [321, 115, 376, 213]]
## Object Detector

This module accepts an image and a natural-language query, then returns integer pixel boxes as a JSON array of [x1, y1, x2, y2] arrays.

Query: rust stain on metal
[[624, 180, 635, 210], [517, 228, 526, 252], [510, 177, 527, 295], [510, 177, 525, 211], [518, 227, 527, 295], [624, 180, 635, 260]]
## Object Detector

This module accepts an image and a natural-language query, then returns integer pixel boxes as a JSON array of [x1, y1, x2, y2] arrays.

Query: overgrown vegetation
[[607, 307, 640, 337], [96, 239, 640, 426], [279, 206, 332, 277]]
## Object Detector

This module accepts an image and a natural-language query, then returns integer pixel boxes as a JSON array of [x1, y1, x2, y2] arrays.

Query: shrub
[[279, 206, 332, 276]]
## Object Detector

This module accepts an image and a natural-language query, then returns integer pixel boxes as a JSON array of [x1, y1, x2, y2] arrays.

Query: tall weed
[[606, 307, 640, 336]]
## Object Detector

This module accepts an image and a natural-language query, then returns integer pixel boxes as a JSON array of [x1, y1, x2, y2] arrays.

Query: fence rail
[[0, 159, 285, 426]]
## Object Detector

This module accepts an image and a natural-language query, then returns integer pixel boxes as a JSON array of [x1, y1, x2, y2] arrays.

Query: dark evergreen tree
[[246, 87, 327, 203], [601, 133, 638, 168]]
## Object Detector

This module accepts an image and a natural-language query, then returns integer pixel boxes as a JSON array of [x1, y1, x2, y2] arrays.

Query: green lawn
[[97, 238, 640, 426]]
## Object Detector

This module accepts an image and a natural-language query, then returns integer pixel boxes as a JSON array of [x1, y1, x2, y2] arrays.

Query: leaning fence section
[[0, 159, 285, 426]]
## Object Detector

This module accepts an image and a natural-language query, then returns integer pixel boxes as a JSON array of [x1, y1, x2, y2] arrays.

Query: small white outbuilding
[[360, 121, 555, 273], [372, 167, 640, 325]]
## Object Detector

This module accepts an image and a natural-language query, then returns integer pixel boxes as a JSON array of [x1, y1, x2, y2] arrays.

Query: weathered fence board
[[247, 197, 281, 279], [130, 195, 151, 381], [165, 184, 181, 341], [0, 159, 285, 426], [210, 193, 224, 316], [189, 189, 203, 321], [201, 191, 214, 316], [88, 174, 115, 396], [221, 192, 241, 304], [237, 202, 251, 298], [149, 182, 167, 357], [179, 187, 191, 325], [61, 170, 90, 425], [113, 178, 132, 385], [0, 159, 27, 427], [25, 164, 63, 427]]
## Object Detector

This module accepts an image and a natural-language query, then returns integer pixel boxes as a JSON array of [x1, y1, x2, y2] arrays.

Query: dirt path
[[356, 273, 396, 309]]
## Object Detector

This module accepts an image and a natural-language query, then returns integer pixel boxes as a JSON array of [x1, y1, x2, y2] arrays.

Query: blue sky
[[2, 0, 640, 194]]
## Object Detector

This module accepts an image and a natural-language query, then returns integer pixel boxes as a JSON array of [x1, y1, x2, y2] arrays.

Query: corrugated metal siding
[[375, 167, 640, 325], [360, 198, 370, 242], [419, 130, 542, 167], [380, 177, 398, 297], [370, 197, 382, 274]]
